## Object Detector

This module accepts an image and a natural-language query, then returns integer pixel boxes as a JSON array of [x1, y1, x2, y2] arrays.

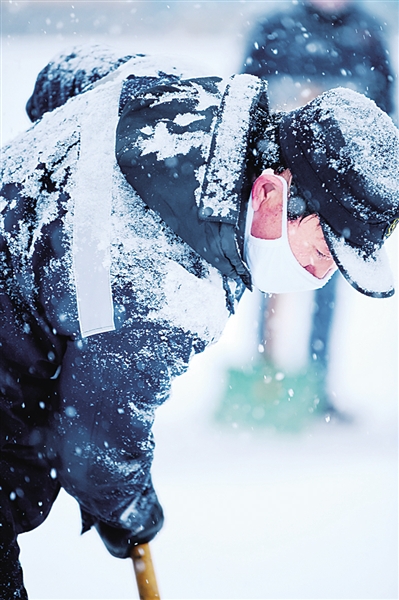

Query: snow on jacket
[[0, 53, 276, 526], [1, 55, 260, 342]]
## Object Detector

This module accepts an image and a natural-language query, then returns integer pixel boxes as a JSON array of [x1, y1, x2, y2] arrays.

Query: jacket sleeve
[[51, 302, 200, 530]]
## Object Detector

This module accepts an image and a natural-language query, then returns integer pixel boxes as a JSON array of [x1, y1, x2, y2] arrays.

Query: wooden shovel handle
[[131, 543, 160, 600]]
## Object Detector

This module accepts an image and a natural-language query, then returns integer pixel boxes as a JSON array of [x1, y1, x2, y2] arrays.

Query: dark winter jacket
[[0, 52, 278, 535], [243, 1, 394, 114]]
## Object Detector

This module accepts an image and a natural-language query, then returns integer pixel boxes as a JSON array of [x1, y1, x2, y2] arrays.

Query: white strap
[[73, 84, 120, 338]]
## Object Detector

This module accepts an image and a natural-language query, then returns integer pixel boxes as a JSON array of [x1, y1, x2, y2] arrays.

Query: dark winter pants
[[0, 371, 60, 599]]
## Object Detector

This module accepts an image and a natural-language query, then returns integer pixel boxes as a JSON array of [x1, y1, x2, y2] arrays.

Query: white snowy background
[[1, 2, 398, 599]]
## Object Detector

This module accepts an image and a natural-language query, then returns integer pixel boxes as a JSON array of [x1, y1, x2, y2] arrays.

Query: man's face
[[281, 169, 336, 279], [287, 214, 336, 279], [282, 169, 336, 279]]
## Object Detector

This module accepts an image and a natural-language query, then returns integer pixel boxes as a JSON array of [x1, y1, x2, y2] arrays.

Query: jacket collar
[[198, 74, 268, 227]]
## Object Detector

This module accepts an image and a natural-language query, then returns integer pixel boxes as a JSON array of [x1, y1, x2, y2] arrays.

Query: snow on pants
[[0, 285, 163, 598]]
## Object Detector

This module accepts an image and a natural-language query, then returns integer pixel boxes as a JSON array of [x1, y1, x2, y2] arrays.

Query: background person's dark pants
[[310, 271, 339, 397]]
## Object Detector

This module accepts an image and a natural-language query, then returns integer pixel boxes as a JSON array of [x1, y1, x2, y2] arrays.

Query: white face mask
[[244, 175, 335, 294]]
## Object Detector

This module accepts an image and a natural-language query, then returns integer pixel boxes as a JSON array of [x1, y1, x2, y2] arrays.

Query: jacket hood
[[26, 44, 133, 122]]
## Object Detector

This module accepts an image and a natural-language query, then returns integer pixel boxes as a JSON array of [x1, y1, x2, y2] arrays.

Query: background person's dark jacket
[[243, 1, 394, 114]]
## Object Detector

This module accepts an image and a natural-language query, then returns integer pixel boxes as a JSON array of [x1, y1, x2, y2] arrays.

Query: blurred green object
[[215, 360, 329, 433]]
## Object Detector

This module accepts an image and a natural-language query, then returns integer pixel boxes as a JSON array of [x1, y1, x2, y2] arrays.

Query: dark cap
[[278, 87, 399, 298]]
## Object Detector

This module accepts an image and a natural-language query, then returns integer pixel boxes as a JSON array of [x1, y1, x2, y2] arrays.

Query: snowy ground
[[1, 5, 398, 599]]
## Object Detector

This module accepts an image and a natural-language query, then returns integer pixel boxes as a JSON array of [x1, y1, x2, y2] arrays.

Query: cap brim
[[320, 219, 395, 298]]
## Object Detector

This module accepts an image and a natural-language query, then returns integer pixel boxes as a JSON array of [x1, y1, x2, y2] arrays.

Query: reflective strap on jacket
[[72, 81, 121, 337]]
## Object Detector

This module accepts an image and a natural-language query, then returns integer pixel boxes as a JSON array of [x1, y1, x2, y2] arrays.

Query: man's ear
[[251, 172, 282, 211]]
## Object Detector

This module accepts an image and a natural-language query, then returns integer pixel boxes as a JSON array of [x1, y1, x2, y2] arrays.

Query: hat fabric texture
[[278, 87, 399, 298]]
